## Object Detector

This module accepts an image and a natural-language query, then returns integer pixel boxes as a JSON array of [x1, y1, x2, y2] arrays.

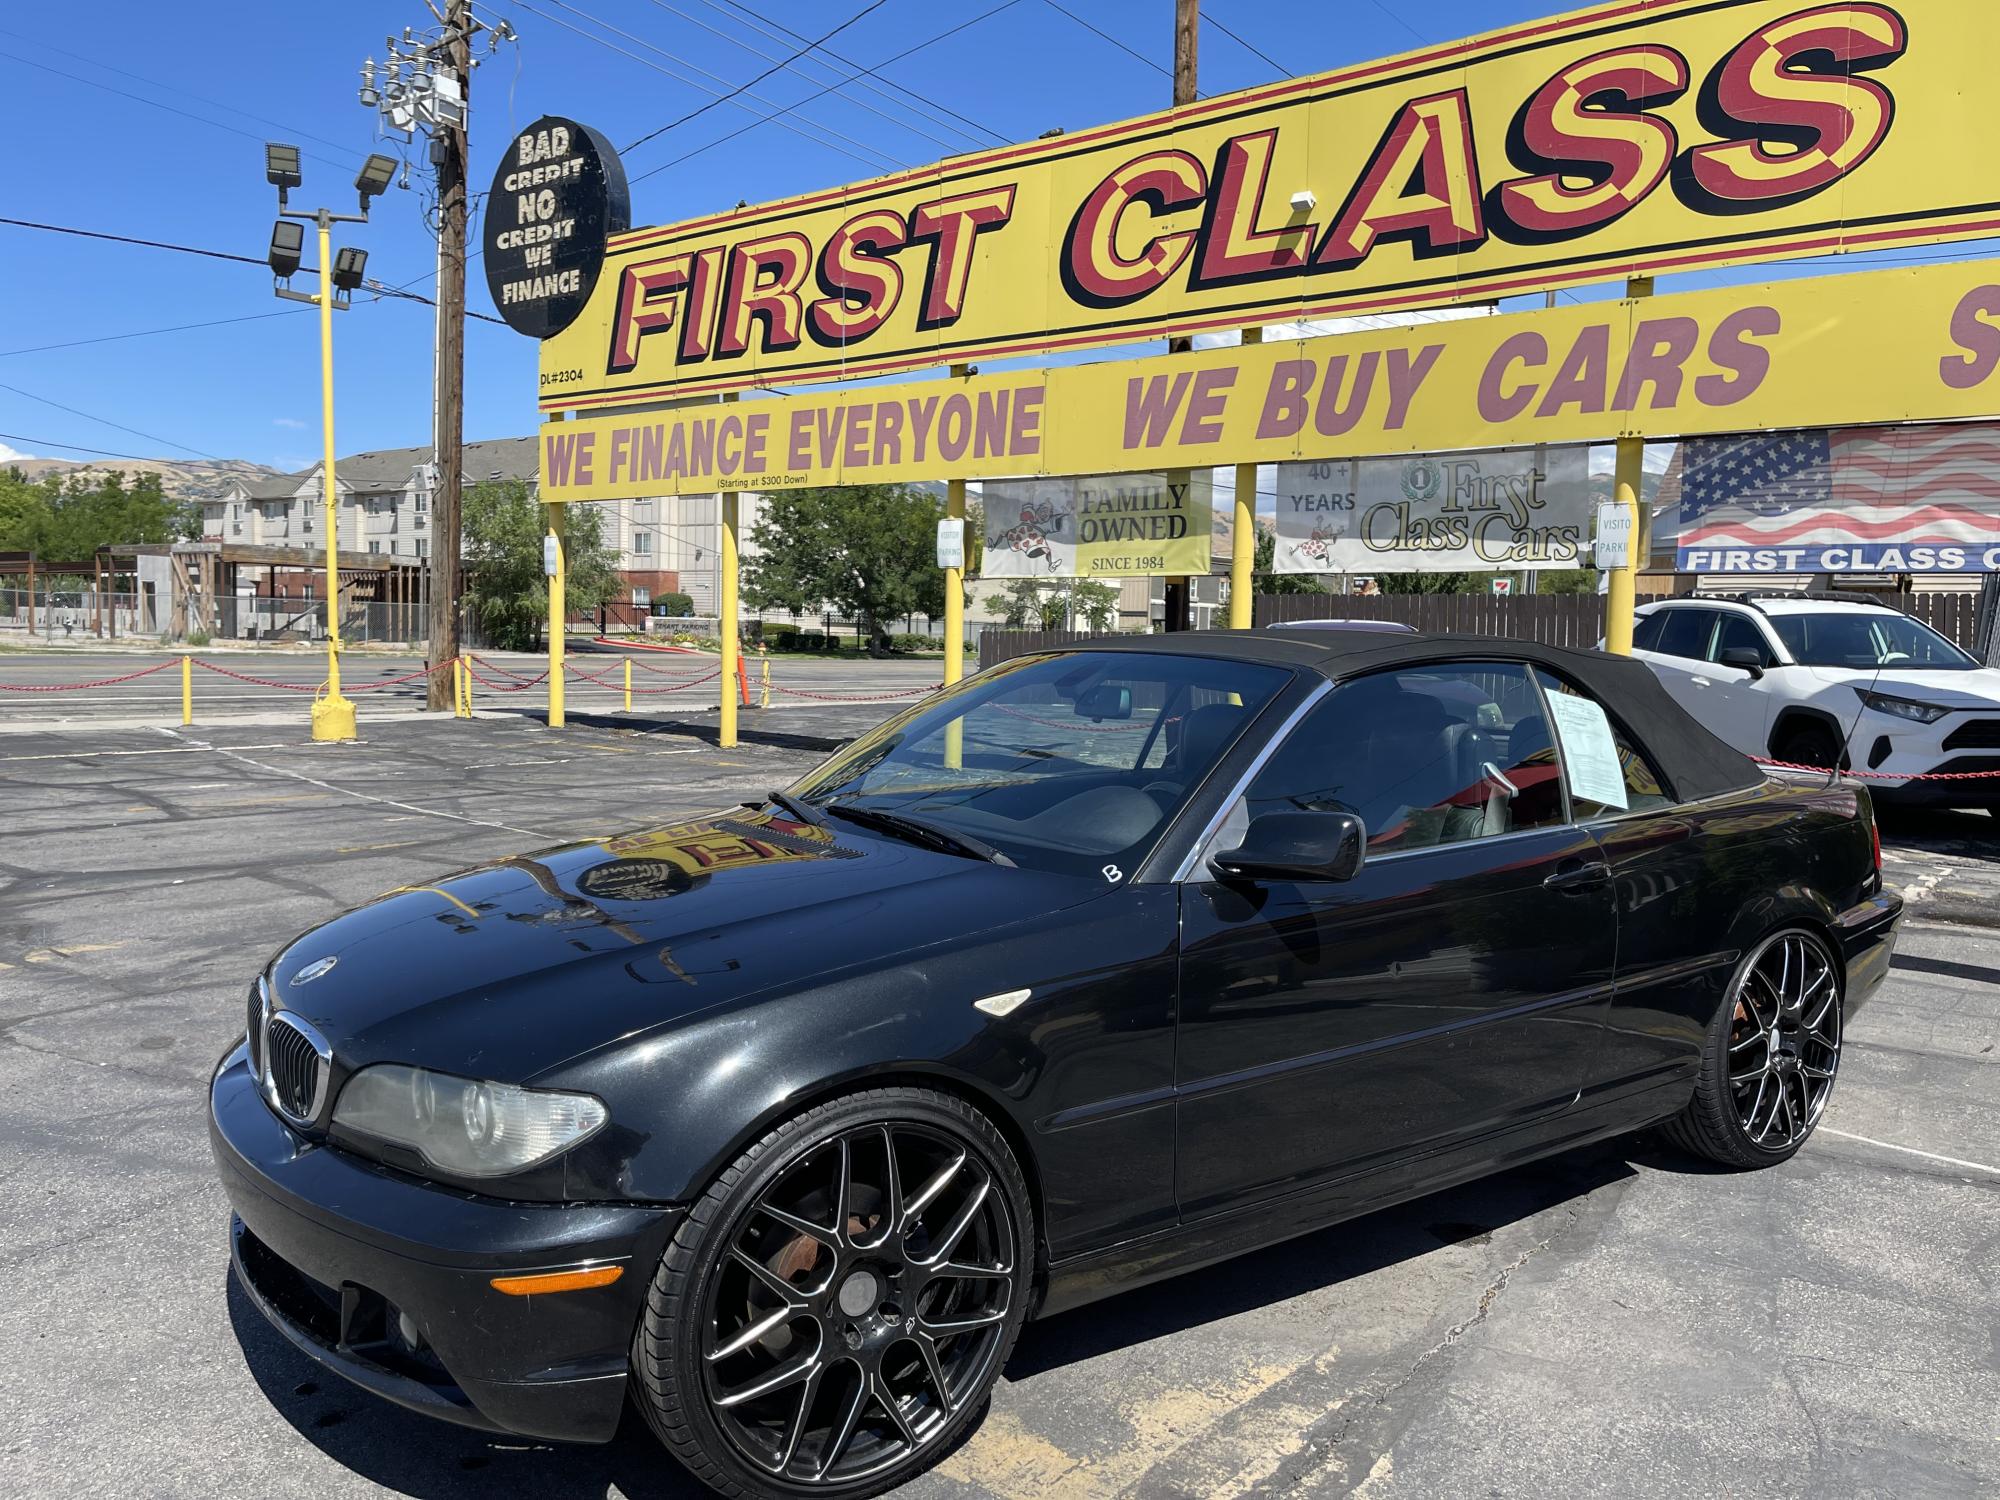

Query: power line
[[627, 0, 1028, 188], [0, 50, 354, 172], [1365, 0, 1429, 47], [0, 381, 217, 460], [0, 217, 507, 325], [0, 310, 303, 359], [696, 0, 1009, 146], [0, 27, 368, 164], [506, 0, 901, 172], [626, 0, 962, 155], [1040, 0, 1177, 87], [0, 431, 199, 465], [1207, 10, 1285, 76]]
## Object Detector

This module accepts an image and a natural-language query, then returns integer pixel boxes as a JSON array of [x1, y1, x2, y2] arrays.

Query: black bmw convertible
[[212, 630, 1899, 1498]]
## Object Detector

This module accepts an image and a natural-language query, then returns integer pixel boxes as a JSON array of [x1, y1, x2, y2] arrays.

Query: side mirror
[[1210, 811, 1366, 884], [1718, 646, 1767, 680], [1074, 683, 1133, 722]]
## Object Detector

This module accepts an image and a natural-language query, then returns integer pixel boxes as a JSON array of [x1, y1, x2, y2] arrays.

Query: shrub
[[800, 631, 826, 651], [653, 591, 694, 618]]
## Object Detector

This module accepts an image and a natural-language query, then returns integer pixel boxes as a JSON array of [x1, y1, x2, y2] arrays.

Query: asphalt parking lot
[[2, 705, 1996, 1498]]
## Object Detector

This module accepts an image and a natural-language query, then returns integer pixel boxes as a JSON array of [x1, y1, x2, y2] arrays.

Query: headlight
[[1857, 690, 1950, 724], [332, 1064, 607, 1178]]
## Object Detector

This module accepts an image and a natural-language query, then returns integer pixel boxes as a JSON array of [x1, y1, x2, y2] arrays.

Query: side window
[[1631, 611, 1668, 652], [1652, 608, 1718, 661], [1533, 670, 1674, 819], [1241, 663, 1567, 858], [1712, 614, 1773, 667]]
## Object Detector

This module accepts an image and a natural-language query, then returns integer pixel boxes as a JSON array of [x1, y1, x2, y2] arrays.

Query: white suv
[[1630, 595, 2000, 808]]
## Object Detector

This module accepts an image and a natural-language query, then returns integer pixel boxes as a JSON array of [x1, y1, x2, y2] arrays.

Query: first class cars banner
[[539, 258, 2000, 502], [539, 0, 2000, 410]]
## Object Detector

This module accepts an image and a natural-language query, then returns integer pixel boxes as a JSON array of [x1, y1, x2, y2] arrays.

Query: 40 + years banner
[[1274, 448, 1592, 574], [541, 0, 2000, 410], [980, 474, 1212, 580]]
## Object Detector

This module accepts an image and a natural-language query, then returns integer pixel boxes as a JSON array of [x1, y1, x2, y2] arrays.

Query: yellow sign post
[[547, 501, 566, 729]]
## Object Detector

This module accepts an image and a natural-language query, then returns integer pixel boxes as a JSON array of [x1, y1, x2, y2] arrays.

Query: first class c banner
[[539, 0, 2000, 410], [539, 257, 2000, 502]]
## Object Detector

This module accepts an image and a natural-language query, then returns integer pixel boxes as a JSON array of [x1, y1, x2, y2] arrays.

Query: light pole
[[265, 143, 396, 742]]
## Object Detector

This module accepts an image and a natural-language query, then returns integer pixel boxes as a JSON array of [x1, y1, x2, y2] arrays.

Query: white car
[[1630, 595, 2000, 808]]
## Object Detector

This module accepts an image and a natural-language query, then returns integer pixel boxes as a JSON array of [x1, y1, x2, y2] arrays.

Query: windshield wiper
[[762, 789, 825, 827], [824, 804, 1014, 866]]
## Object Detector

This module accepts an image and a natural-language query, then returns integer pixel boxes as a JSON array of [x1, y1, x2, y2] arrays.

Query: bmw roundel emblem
[[289, 956, 339, 987]]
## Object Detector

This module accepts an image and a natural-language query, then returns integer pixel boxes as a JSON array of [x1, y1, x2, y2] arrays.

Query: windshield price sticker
[[1545, 691, 1628, 811]]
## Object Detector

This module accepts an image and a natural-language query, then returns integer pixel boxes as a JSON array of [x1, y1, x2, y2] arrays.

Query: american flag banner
[[1670, 422, 2000, 574]]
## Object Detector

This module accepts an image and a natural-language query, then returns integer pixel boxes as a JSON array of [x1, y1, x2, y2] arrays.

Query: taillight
[[1870, 813, 1882, 890]]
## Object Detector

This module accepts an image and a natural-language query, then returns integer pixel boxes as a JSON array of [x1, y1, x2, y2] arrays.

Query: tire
[[1662, 928, 1844, 1169], [1775, 721, 1843, 770], [632, 1087, 1035, 1500]]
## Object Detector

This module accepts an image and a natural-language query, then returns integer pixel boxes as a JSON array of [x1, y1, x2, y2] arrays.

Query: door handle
[[1544, 858, 1611, 893]]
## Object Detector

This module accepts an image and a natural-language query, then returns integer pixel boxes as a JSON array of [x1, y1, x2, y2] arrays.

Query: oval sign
[[483, 115, 630, 339]]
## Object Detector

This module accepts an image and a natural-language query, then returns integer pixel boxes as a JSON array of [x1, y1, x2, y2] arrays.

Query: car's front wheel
[[633, 1087, 1034, 1499], [1663, 928, 1843, 1168]]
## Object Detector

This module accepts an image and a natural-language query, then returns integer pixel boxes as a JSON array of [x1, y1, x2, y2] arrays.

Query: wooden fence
[[977, 590, 1989, 669]]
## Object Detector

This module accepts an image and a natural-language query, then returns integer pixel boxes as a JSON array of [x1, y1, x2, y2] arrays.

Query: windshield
[[1769, 612, 1977, 670], [789, 651, 1291, 877]]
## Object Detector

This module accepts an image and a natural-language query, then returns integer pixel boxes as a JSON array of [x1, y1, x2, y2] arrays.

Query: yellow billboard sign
[[540, 0, 2000, 411], [540, 258, 2000, 501]]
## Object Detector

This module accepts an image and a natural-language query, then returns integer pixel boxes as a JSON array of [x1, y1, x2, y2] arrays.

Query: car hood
[[1807, 665, 2000, 708], [266, 807, 1102, 1081]]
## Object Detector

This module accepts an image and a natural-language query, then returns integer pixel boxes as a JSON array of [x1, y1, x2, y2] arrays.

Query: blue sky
[[3, 0, 1994, 474]]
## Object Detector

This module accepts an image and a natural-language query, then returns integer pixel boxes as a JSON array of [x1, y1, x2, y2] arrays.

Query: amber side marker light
[[490, 1265, 624, 1296]]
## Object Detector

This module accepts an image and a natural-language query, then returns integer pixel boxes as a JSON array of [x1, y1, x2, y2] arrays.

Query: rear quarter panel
[[1585, 778, 1876, 1105]]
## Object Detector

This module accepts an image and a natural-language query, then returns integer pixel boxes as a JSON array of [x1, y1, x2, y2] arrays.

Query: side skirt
[[1033, 1077, 1690, 1320]]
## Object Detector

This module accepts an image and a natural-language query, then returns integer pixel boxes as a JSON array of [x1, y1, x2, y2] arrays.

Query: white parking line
[[158, 729, 558, 839], [1819, 1127, 2000, 1177]]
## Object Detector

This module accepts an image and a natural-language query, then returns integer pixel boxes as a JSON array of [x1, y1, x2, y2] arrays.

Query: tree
[[1249, 528, 1325, 596], [744, 484, 952, 653], [1380, 571, 1484, 595], [0, 467, 188, 561], [996, 577, 1116, 630], [461, 479, 622, 650], [1537, 567, 1600, 596]]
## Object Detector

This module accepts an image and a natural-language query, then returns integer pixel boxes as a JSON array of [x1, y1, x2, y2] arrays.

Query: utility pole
[[1162, 0, 1198, 632], [361, 5, 512, 708], [431, 2, 471, 710]]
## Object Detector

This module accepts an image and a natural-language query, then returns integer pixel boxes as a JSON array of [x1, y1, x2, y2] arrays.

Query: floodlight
[[356, 154, 397, 202], [1289, 189, 1317, 214], [265, 142, 303, 192], [332, 245, 369, 292], [268, 219, 304, 279]]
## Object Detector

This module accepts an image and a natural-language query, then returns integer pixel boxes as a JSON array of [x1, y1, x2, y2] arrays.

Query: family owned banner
[[1273, 447, 1591, 574], [981, 473, 1212, 579]]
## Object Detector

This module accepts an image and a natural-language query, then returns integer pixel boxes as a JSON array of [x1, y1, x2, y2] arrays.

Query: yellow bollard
[[759, 644, 771, 710], [181, 655, 192, 726], [624, 657, 632, 713], [460, 658, 473, 718]]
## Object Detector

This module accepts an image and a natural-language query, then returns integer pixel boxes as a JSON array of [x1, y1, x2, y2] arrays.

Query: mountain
[[4, 456, 281, 509]]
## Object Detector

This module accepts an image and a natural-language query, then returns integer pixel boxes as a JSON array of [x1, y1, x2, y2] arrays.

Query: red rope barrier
[[1754, 757, 2000, 782], [0, 659, 181, 692], [769, 682, 941, 702]]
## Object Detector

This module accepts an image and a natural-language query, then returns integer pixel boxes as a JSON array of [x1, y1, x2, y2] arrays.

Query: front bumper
[[209, 1043, 680, 1443]]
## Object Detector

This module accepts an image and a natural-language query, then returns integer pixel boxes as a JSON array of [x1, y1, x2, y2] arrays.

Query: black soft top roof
[[1051, 628, 1765, 804]]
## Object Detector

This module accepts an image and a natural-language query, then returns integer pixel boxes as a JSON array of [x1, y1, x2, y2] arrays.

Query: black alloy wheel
[[1665, 928, 1843, 1167], [634, 1088, 1033, 1499], [1776, 723, 1844, 771]]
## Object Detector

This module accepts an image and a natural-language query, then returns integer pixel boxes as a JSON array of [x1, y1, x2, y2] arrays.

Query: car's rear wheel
[[632, 1087, 1034, 1499], [1663, 928, 1843, 1168]]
